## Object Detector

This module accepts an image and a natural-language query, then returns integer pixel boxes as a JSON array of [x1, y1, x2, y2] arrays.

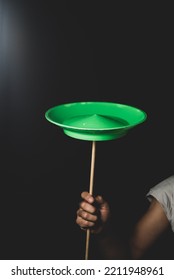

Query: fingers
[[76, 210, 97, 228], [77, 208, 97, 222], [81, 191, 94, 204], [76, 191, 110, 232], [80, 191, 96, 214], [79, 200, 96, 214], [76, 192, 97, 229]]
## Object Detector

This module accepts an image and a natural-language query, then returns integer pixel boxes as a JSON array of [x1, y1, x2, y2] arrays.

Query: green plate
[[45, 101, 147, 141]]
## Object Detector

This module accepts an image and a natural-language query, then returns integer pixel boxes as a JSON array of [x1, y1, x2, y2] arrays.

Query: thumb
[[95, 195, 110, 210]]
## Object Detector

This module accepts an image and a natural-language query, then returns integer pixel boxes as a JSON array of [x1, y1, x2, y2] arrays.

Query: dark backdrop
[[0, 0, 173, 259]]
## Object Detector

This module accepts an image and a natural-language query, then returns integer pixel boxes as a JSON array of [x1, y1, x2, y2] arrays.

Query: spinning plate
[[45, 102, 147, 141]]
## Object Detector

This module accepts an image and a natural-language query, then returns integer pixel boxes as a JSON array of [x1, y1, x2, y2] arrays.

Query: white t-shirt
[[146, 175, 174, 232]]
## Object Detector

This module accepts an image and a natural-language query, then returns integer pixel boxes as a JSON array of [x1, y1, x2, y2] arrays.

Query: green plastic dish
[[45, 101, 147, 141]]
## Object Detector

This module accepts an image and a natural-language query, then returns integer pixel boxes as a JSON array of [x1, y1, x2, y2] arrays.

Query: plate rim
[[45, 101, 147, 132]]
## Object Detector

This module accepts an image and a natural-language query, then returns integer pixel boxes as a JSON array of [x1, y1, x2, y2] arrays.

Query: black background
[[0, 0, 173, 259]]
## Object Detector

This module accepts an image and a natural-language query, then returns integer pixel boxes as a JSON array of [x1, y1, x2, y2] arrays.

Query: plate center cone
[[63, 114, 128, 129]]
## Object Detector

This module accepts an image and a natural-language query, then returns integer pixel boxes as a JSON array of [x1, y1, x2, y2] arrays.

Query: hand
[[76, 191, 110, 234]]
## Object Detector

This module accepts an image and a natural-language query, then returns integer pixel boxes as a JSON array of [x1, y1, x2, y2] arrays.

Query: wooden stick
[[85, 141, 96, 260]]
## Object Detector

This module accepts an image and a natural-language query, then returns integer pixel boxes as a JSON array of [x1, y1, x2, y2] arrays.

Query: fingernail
[[88, 196, 93, 203]]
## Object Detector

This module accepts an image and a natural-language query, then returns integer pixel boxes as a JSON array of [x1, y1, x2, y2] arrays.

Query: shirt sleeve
[[146, 175, 174, 232]]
